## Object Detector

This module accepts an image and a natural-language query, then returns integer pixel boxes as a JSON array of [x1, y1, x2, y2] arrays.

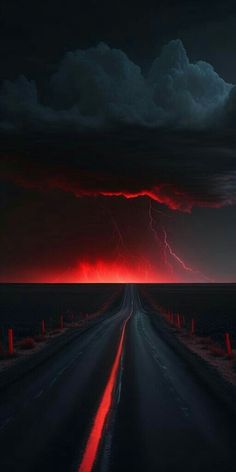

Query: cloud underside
[[1, 131, 236, 211], [0, 39, 236, 131]]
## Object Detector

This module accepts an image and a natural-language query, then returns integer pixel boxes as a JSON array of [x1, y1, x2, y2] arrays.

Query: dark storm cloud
[[1, 129, 236, 211], [0, 40, 234, 132], [0, 3, 236, 211]]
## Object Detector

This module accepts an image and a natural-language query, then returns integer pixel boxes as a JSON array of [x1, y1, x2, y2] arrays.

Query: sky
[[0, 0, 236, 283]]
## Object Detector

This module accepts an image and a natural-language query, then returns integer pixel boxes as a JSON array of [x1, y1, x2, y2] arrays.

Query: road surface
[[0, 285, 236, 471]]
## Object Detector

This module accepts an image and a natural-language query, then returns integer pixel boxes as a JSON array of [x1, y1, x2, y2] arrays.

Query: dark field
[[0, 283, 123, 340], [140, 284, 236, 346], [1, 283, 236, 347]]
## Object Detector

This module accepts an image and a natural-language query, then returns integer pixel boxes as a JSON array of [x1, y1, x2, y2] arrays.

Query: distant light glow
[[76, 260, 162, 283], [0, 257, 212, 283]]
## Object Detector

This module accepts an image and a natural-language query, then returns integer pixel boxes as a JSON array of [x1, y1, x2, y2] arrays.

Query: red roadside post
[[8, 328, 14, 355], [60, 315, 64, 330], [41, 320, 46, 336], [191, 318, 195, 335], [177, 314, 181, 329], [225, 333, 232, 356], [174, 314, 177, 327]]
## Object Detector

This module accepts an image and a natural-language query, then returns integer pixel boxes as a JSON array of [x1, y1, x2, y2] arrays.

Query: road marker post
[[177, 314, 181, 329], [191, 318, 195, 335], [60, 315, 64, 330], [41, 320, 46, 336], [225, 333, 232, 357], [8, 328, 14, 355]]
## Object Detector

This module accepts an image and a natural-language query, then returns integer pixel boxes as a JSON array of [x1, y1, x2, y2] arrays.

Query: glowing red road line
[[78, 315, 130, 472], [8, 328, 14, 355]]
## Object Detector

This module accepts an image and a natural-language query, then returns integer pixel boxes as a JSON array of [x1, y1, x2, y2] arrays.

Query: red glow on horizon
[[78, 315, 130, 472], [75, 260, 170, 283], [0, 258, 214, 283], [36, 260, 178, 283]]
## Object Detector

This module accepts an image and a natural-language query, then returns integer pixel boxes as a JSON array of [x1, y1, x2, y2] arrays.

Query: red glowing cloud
[[0, 155, 193, 211], [1, 131, 235, 213]]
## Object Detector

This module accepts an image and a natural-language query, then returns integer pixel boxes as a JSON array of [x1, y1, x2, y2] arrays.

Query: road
[[0, 285, 236, 471]]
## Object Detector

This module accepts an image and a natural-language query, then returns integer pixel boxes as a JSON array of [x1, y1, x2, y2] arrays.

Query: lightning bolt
[[148, 198, 213, 282], [106, 202, 153, 275], [162, 226, 195, 273], [148, 199, 173, 272], [110, 213, 127, 258], [148, 199, 162, 244], [98, 200, 126, 263]]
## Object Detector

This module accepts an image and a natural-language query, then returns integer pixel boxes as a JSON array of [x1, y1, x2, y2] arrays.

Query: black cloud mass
[[0, 40, 235, 132]]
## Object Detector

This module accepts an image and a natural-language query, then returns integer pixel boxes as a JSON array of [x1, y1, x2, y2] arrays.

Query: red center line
[[78, 314, 131, 472]]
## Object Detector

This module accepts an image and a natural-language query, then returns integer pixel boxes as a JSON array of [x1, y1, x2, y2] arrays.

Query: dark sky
[[1, 0, 236, 82], [0, 0, 236, 282]]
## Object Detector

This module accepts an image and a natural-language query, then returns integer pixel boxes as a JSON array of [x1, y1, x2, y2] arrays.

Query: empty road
[[0, 285, 236, 471]]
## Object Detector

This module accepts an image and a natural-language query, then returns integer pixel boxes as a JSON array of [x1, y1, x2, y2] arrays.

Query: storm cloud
[[1, 129, 236, 212], [0, 40, 235, 131]]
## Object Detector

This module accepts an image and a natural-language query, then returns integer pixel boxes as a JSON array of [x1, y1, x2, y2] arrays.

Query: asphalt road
[[0, 285, 236, 472]]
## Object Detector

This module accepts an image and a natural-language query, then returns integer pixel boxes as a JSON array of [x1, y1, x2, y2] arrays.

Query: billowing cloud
[[0, 40, 234, 131], [1, 129, 236, 211]]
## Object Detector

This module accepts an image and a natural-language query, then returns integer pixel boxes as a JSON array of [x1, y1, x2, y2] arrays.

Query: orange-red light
[[78, 316, 130, 472]]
